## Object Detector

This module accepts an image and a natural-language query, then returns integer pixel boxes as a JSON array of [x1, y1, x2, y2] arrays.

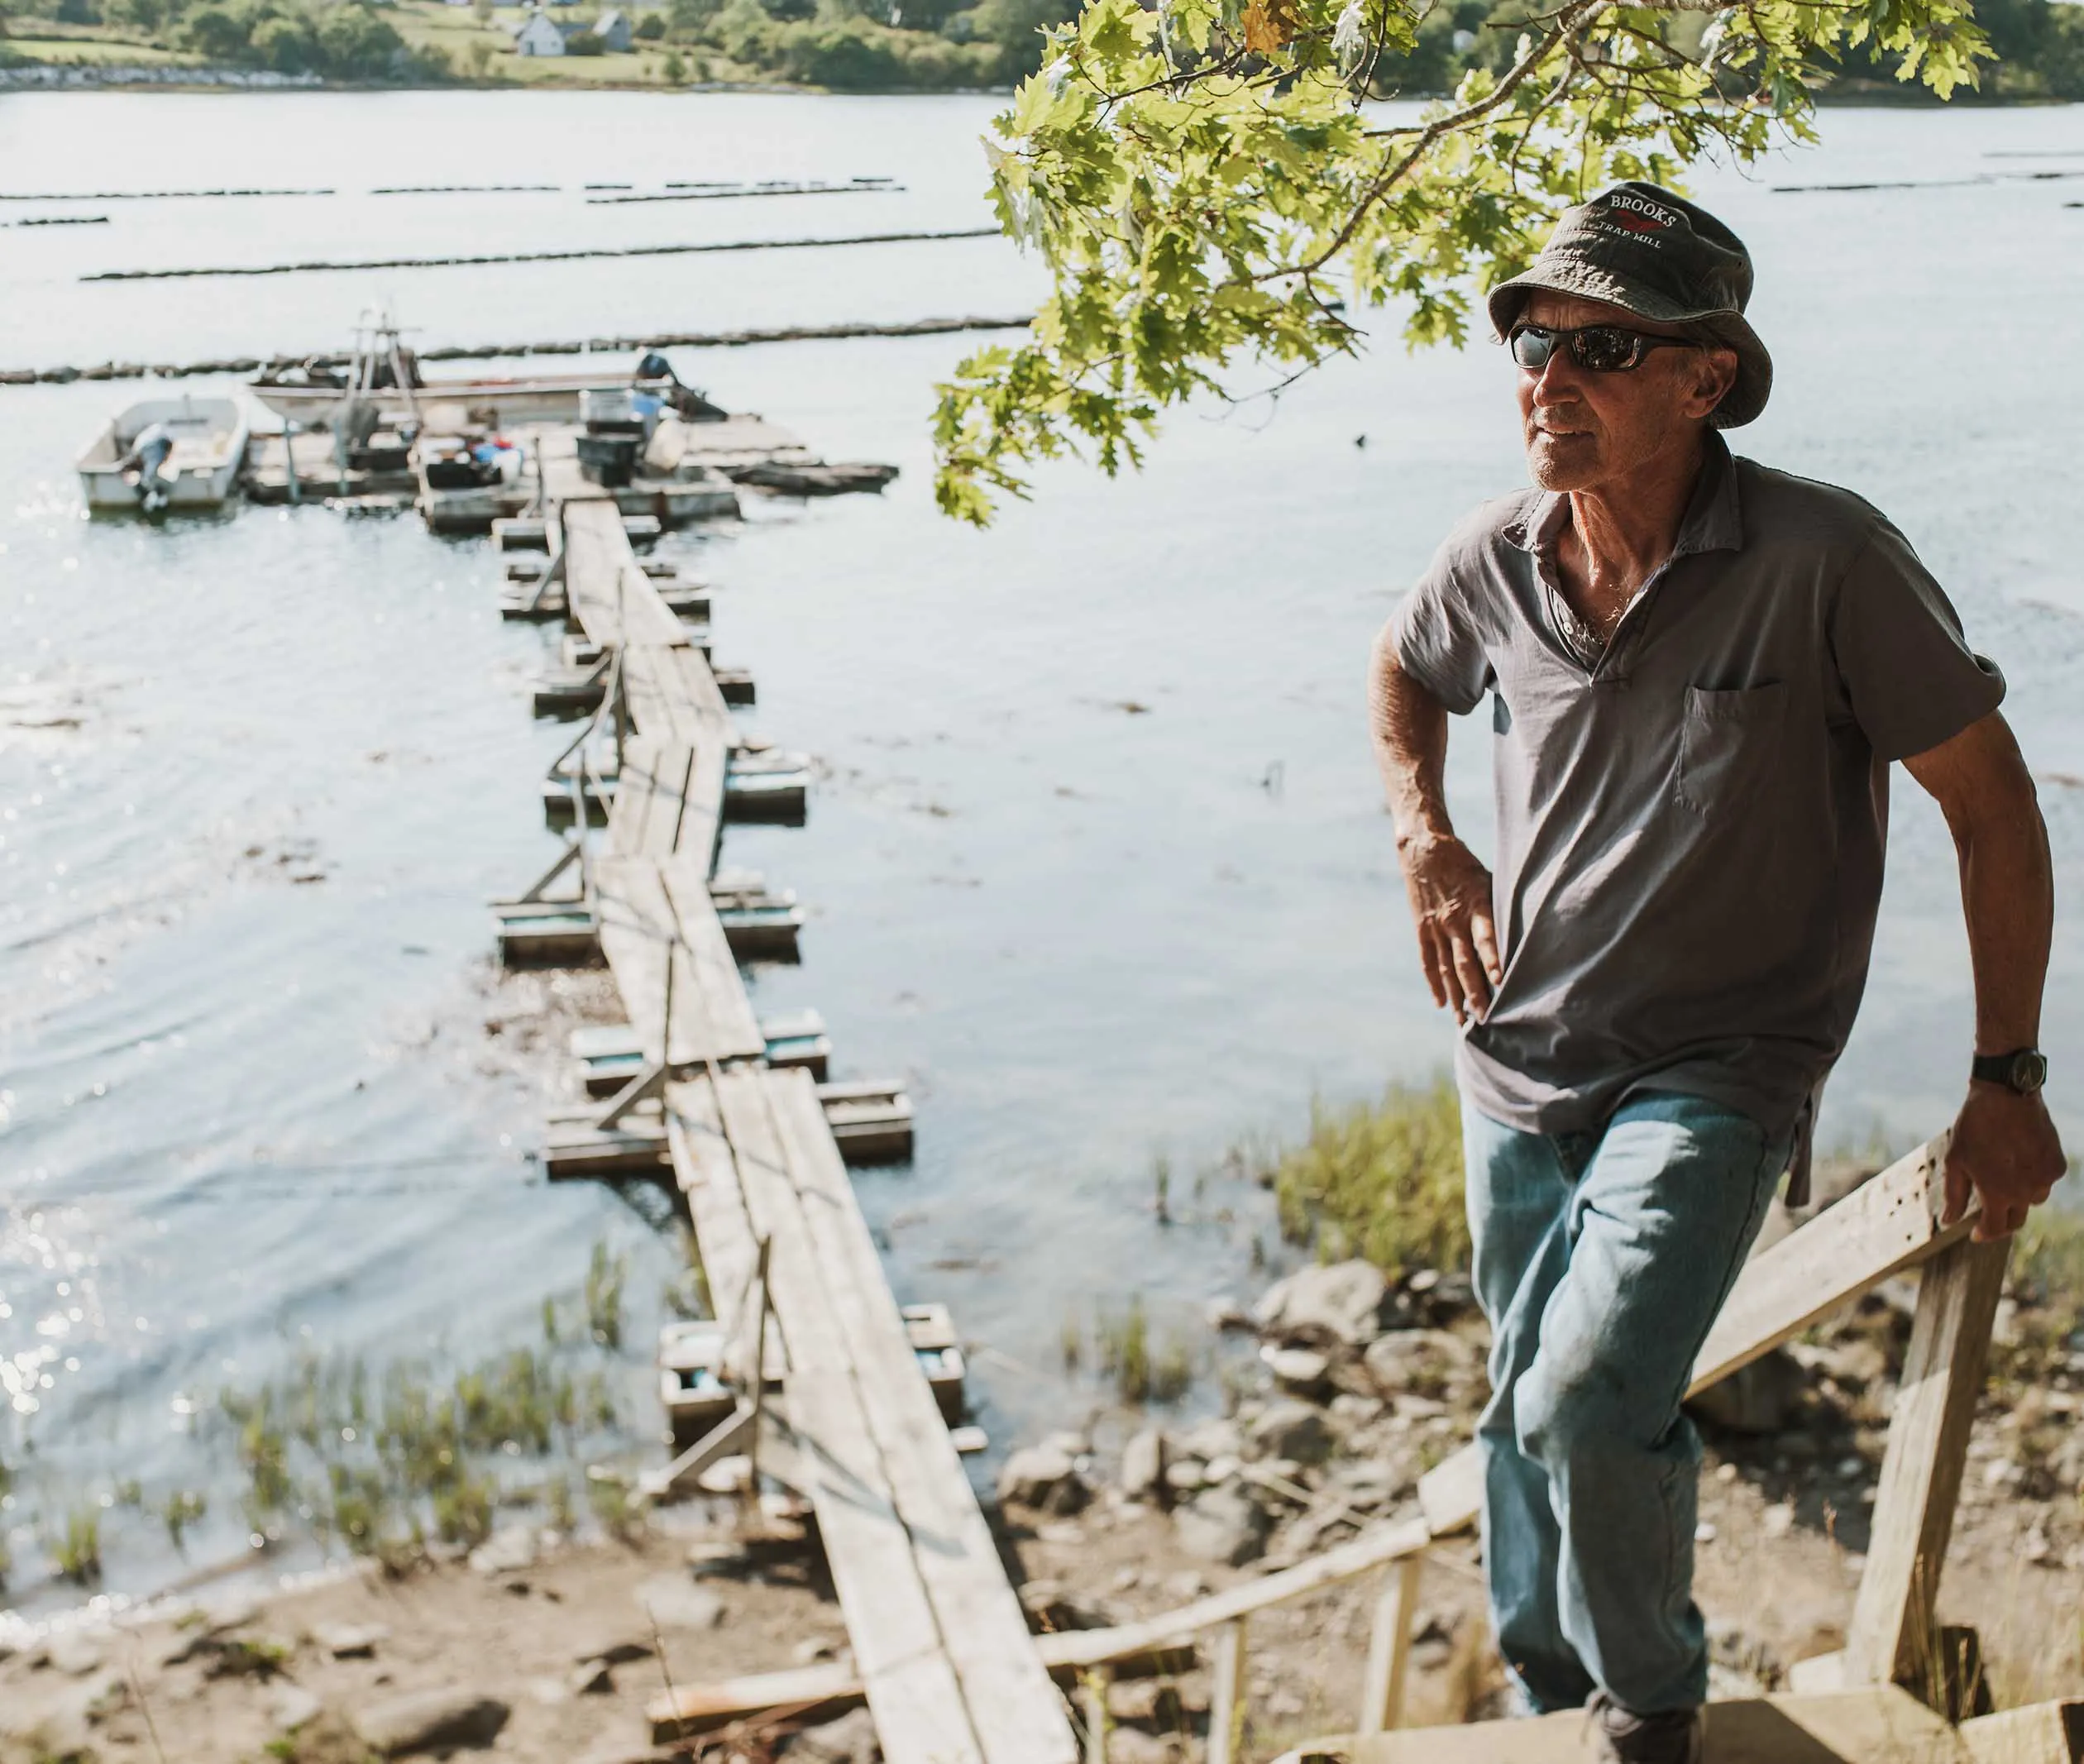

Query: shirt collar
[[1503, 431, 1744, 562]]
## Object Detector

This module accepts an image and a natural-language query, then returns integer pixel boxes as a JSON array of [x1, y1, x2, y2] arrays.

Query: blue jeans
[[1464, 1091, 1790, 1716]]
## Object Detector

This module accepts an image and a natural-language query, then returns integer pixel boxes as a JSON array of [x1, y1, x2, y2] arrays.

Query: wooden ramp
[[524, 474, 1078, 1764]]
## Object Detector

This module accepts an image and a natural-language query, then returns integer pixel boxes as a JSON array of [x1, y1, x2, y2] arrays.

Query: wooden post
[[1843, 1232, 2010, 1698], [1080, 1667, 1111, 1764], [1358, 1552, 1422, 1734], [1207, 1618, 1248, 1764], [743, 1235, 772, 1508]]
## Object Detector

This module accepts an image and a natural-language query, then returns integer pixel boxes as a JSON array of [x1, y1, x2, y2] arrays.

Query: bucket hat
[[1486, 182, 1772, 428]]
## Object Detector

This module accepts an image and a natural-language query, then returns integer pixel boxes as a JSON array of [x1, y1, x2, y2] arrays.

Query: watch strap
[[1972, 1048, 2046, 1094]]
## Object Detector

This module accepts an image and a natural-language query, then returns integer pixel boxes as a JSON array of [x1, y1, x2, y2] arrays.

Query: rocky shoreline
[[6, 1200, 2081, 1762]]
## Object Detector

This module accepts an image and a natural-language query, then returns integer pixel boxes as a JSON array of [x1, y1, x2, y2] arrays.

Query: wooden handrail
[[1419, 1133, 1965, 1536]]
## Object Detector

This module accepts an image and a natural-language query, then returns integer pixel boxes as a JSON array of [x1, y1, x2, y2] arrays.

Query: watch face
[[2013, 1050, 2048, 1094]]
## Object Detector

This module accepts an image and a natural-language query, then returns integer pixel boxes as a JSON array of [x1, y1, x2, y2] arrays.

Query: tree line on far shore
[[0, 0, 2079, 96]]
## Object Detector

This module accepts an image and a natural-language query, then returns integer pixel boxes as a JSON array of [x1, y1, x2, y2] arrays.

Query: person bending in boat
[[1369, 183, 2064, 1764]]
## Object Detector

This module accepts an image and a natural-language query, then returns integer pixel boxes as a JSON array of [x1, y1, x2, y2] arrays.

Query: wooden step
[[546, 1076, 906, 1177], [1961, 1699, 2084, 1764], [1278, 1687, 1971, 1764], [543, 754, 809, 828]]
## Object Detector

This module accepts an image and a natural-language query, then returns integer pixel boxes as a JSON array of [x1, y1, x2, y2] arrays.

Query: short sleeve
[[1828, 519, 2005, 762], [1388, 547, 1494, 717]]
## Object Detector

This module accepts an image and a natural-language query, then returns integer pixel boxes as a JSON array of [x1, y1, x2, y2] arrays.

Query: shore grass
[[1263, 1075, 1469, 1279], [0, 1235, 648, 1594]]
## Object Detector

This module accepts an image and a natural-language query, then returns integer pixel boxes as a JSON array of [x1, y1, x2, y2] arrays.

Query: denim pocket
[[1675, 681, 1786, 818]]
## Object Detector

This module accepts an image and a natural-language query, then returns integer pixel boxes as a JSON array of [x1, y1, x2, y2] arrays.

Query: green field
[[2, 31, 201, 64], [390, 1, 746, 86]]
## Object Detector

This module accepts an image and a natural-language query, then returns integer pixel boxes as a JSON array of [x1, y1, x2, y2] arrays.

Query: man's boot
[[1586, 1690, 1704, 1764]]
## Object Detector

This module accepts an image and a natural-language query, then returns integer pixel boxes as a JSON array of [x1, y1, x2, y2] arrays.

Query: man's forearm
[[1905, 714, 2053, 1054], [1369, 627, 1455, 846], [1957, 768, 2053, 1057]]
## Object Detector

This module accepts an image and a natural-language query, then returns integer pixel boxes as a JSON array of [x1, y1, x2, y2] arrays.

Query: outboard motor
[[633, 349, 726, 422]]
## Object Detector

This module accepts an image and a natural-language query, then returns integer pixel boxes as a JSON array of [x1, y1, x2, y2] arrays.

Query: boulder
[[1687, 1349, 1804, 1435], [1812, 1336, 1889, 1391], [1174, 1417, 1245, 1463], [1107, 1728, 1180, 1764], [267, 1683, 323, 1732], [1253, 1260, 1389, 1349], [786, 1706, 882, 1762], [0, 1703, 93, 1764], [467, 1523, 538, 1575], [354, 1689, 510, 1757], [1163, 1459, 1207, 1496], [1173, 1484, 1270, 1566], [997, 1445, 1092, 1516], [311, 1622, 390, 1659], [1120, 1427, 1166, 1503], [634, 1575, 726, 1631], [1363, 1328, 1481, 1394], [1327, 1456, 1413, 1510], [197, 1590, 263, 1635], [1107, 1676, 1184, 1725], [40, 1631, 107, 1677], [1246, 1400, 1335, 1467], [574, 1636, 653, 1668], [1263, 1346, 1332, 1394], [567, 1659, 614, 1696]]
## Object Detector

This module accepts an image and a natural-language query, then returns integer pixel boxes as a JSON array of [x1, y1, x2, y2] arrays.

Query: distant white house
[[514, 8, 566, 53], [590, 7, 632, 48]]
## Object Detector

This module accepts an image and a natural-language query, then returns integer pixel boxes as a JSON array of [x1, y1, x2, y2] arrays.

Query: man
[[1369, 183, 2064, 1762], [117, 419, 178, 514]]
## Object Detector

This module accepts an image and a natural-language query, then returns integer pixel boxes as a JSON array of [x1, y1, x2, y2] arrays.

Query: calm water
[[2, 91, 2082, 1608]]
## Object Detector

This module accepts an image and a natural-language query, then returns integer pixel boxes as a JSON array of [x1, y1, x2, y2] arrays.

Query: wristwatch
[[1972, 1047, 2048, 1096]]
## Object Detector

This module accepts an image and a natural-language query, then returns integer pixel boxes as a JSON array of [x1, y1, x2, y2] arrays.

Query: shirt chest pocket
[[1675, 681, 1788, 817]]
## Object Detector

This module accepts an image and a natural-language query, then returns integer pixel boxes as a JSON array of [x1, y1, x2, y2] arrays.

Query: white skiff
[[76, 395, 250, 512]]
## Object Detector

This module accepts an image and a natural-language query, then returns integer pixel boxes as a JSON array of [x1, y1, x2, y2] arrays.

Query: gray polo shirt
[[1389, 433, 2005, 1143]]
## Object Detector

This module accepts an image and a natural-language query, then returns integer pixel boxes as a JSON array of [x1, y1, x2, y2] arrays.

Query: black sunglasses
[[1508, 323, 1699, 375]]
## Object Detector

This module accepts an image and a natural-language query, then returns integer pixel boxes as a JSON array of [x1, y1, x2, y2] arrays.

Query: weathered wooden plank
[[1043, 1517, 1432, 1671], [594, 856, 762, 1068], [1843, 1234, 2010, 1692], [710, 1069, 987, 1764], [1696, 1136, 1960, 1389], [593, 854, 676, 1065], [1959, 1699, 2084, 1764], [646, 1661, 867, 1741], [619, 642, 684, 745], [763, 1068, 1078, 1764], [607, 735, 690, 859], [669, 641, 735, 726], [624, 642, 731, 747], [648, 1516, 1435, 1736], [1207, 1619, 1247, 1764], [562, 500, 690, 652], [1420, 1135, 1967, 1537], [1358, 1554, 1421, 1735], [663, 1078, 777, 1376], [1272, 1688, 1970, 1763], [658, 860, 762, 1061]]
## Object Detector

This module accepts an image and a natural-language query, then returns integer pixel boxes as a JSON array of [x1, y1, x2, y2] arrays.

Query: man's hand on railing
[[1943, 1084, 2066, 1241]]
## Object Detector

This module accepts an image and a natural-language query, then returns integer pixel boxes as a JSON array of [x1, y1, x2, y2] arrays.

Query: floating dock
[[237, 405, 896, 531], [485, 444, 1077, 1764]]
